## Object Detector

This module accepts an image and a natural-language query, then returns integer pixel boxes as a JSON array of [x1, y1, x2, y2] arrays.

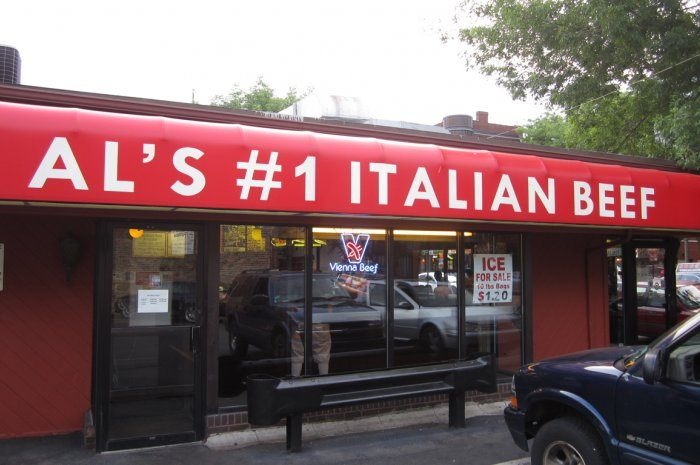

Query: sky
[[2, 1, 548, 127]]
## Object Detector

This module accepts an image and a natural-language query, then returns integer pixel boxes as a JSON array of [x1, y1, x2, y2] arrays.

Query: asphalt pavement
[[1, 401, 530, 465]]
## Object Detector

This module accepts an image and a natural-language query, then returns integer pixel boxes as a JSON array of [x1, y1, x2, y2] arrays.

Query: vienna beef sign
[[1, 101, 700, 231]]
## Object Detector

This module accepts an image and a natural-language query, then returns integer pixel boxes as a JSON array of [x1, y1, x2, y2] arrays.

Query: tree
[[211, 77, 308, 112], [457, 0, 700, 167], [518, 113, 568, 147]]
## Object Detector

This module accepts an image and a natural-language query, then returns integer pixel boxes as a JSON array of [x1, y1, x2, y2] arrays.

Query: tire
[[228, 328, 248, 357], [531, 417, 608, 465], [271, 330, 289, 358], [185, 304, 199, 323], [419, 325, 445, 353]]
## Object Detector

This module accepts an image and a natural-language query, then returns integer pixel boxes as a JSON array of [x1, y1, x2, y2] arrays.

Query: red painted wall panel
[[0, 214, 94, 438], [532, 233, 609, 361]]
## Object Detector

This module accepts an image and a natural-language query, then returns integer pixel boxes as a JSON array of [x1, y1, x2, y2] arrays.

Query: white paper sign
[[473, 254, 513, 304], [170, 231, 195, 256], [137, 289, 169, 313], [0, 243, 4, 291]]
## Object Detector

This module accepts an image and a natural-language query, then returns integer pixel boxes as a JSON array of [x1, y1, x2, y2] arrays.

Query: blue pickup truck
[[504, 312, 700, 465]]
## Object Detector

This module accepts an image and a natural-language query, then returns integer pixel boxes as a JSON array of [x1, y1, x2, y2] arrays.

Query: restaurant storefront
[[1, 86, 699, 451]]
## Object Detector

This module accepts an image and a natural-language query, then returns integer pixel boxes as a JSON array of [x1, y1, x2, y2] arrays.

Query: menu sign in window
[[473, 254, 513, 304], [132, 230, 195, 257], [132, 231, 168, 257], [137, 289, 169, 313]]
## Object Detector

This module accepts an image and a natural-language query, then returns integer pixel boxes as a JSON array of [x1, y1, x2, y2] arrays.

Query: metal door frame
[[620, 238, 679, 345], [93, 221, 206, 451]]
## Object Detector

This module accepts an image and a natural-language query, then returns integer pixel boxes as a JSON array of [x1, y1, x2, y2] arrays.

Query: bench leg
[[286, 413, 303, 452], [448, 390, 466, 428]]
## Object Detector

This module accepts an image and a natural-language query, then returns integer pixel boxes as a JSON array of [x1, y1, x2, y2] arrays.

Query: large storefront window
[[218, 225, 524, 407], [218, 225, 305, 405], [311, 228, 387, 374], [393, 230, 458, 366], [464, 233, 523, 374]]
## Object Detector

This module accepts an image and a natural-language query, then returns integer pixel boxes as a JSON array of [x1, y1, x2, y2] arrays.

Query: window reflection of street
[[216, 226, 523, 408]]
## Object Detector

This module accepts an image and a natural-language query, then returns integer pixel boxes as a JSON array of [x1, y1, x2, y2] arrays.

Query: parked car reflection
[[365, 280, 521, 352], [224, 271, 384, 359], [677, 272, 700, 289], [635, 283, 700, 340]]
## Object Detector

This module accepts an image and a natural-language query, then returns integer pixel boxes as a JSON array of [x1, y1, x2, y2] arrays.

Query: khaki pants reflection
[[291, 323, 331, 376]]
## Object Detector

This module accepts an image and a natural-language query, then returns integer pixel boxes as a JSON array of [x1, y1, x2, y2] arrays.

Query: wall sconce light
[[60, 233, 81, 284], [129, 228, 144, 239]]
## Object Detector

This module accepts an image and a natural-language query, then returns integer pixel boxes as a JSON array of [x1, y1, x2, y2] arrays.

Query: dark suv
[[224, 271, 384, 358], [504, 312, 700, 465]]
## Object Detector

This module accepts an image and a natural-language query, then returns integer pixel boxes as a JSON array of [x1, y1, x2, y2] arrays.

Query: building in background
[[0, 45, 21, 85], [280, 93, 518, 140]]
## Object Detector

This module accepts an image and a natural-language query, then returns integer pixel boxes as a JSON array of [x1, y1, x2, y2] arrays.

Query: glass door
[[99, 225, 203, 451], [634, 246, 667, 342], [619, 239, 679, 345]]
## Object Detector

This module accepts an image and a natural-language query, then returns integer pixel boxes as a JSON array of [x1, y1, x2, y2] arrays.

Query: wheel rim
[[116, 300, 130, 318], [542, 440, 586, 465]]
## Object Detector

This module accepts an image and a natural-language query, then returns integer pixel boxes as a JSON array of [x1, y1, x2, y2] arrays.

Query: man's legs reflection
[[291, 324, 331, 376]]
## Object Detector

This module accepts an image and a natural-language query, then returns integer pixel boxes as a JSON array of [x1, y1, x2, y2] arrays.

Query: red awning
[[1, 101, 698, 231]]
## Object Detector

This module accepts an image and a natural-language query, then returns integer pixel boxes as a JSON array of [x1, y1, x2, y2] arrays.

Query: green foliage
[[656, 91, 700, 167], [565, 91, 667, 158], [518, 113, 568, 147], [457, 0, 700, 167], [211, 77, 308, 112]]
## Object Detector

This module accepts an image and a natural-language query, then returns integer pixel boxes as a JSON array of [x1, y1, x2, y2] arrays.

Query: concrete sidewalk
[[1, 401, 530, 465], [208, 400, 509, 450]]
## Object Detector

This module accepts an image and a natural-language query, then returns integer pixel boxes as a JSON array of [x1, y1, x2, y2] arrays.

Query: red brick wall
[[531, 233, 609, 361], [0, 214, 95, 438]]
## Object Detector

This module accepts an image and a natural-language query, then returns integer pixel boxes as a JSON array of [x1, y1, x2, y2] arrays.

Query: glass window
[[218, 225, 305, 406], [677, 237, 700, 329], [607, 244, 623, 345], [217, 224, 525, 406], [635, 247, 667, 342], [393, 230, 458, 367], [111, 229, 199, 328], [666, 332, 700, 384], [310, 228, 387, 374], [464, 233, 523, 374]]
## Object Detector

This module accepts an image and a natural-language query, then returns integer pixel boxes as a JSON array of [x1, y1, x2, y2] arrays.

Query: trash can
[[246, 374, 281, 426]]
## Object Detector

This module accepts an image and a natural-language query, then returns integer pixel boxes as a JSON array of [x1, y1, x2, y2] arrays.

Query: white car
[[365, 280, 519, 352], [417, 272, 457, 291]]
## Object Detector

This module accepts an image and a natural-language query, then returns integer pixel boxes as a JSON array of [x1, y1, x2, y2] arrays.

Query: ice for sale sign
[[473, 254, 513, 304]]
